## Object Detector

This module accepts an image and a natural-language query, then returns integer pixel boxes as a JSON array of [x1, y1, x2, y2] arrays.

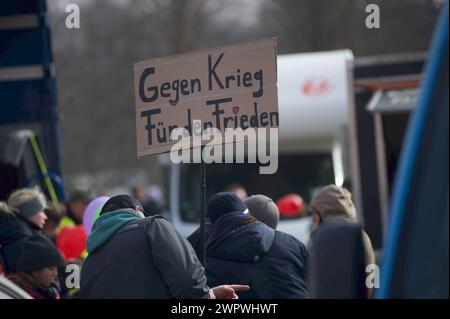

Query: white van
[[159, 50, 354, 245]]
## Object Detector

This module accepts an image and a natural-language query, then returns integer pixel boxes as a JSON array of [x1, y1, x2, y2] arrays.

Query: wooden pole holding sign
[[133, 38, 278, 266], [200, 146, 206, 265]]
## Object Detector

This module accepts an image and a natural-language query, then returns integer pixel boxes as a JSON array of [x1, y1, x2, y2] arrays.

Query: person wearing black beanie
[[207, 192, 248, 224], [81, 194, 249, 299], [9, 234, 63, 299], [188, 193, 249, 260], [205, 192, 310, 299]]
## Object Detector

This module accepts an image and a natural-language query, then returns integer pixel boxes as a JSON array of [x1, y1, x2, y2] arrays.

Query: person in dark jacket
[[1, 187, 48, 274], [8, 234, 63, 299], [206, 192, 309, 299], [188, 193, 280, 257], [308, 184, 375, 298], [80, 194, 248, 299], [0, 203, 31, 273]]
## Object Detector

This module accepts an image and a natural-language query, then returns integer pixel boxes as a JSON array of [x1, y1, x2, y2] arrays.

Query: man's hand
[[211, 285, 250, 299]]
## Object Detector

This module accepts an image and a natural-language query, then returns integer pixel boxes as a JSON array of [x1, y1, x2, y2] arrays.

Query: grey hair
[[0, 202, 14, 214], [7, 187, 47, 212]]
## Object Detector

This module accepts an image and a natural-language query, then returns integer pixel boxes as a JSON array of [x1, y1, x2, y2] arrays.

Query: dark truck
[[0, 0, 64, 202]]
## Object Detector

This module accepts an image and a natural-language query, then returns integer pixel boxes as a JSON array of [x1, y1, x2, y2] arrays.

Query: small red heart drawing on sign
[[232, 106, 240, 114]]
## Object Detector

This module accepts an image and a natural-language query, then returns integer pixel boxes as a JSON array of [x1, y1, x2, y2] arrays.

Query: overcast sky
[[48, 0, 264, 27]]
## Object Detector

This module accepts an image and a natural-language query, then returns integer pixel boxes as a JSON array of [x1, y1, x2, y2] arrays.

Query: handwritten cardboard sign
[[134, 38, 278, 157]]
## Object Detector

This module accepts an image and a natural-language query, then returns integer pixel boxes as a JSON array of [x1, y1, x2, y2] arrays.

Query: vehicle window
[[179, 153, 334, 223]]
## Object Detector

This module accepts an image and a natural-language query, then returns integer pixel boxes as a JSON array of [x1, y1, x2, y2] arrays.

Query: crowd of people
[[0, 184, 374, 299]]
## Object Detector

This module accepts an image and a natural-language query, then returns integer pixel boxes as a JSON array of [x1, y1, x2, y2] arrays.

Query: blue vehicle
[[308, 2, 448, 298], [378, 1, 448, 298]]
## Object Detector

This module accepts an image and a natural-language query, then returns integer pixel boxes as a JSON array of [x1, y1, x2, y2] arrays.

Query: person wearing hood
[[308, 184, 375, 269], [187, 183, 248, 257], [80, 194, 248, 299], [308, 185, 375, 298], [8, 234, 63, 299], [187, 193, 279, 259], [205, 192, 309, 299]]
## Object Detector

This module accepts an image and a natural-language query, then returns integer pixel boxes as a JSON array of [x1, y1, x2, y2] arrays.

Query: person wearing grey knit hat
[[244, 194, 280, 229], [8, 187, 48, 231]]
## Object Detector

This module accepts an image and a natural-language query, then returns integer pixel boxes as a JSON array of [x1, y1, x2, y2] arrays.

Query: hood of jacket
[[0, 209, 27, 243], [87, 209, 141, 253], [16, 213, 41, 232], [206, 211, 275, 263]]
